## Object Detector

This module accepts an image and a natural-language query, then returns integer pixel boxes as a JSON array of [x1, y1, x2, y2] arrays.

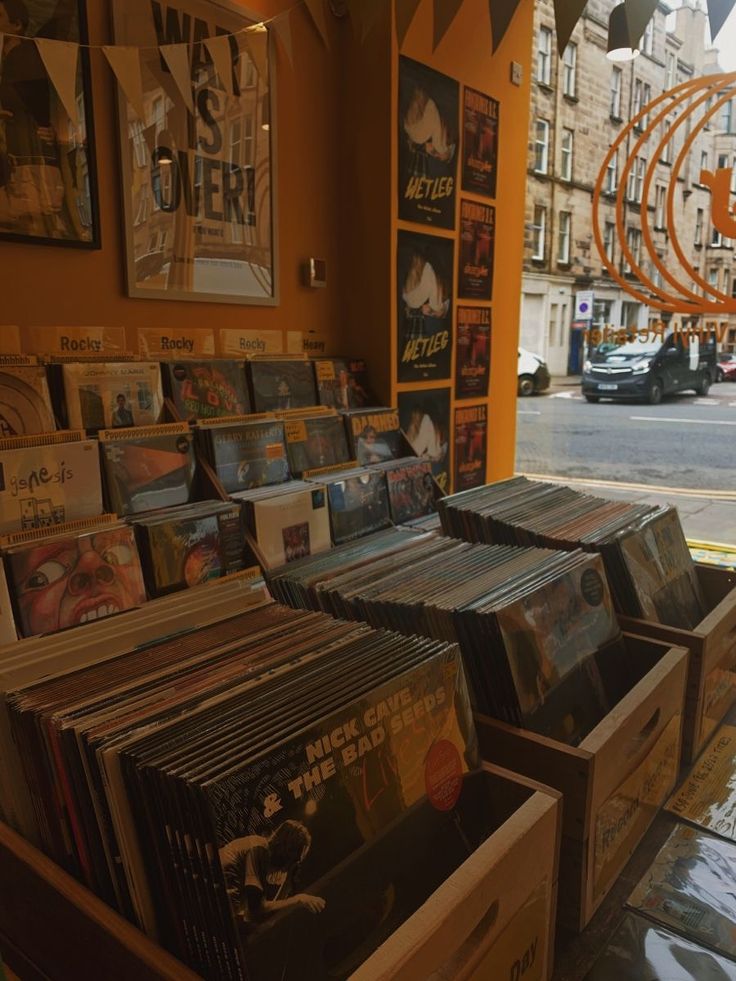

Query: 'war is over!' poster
[[112, 0, 275, 304], [397, 230, 453, 383], [462, 86, 499, 198], [458, 199, 494, 300], [398, 57, 458, 229]]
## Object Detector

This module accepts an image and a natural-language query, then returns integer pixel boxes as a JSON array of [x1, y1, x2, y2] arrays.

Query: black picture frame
[[0, 0, 101, 249]]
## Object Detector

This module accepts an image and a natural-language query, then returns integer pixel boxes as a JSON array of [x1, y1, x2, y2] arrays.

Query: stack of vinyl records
[[233, 480, 332, 568], [269, 533, 625, 745], [438, 476, 706, 630], [2, 594, 488, 981]]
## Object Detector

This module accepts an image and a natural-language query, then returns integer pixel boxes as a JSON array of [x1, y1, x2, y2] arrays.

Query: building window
[[534, 119, 550, 174], [558, 211, 571, 263], [641, 83, 652, 127], [562, 43, 577, 97], [721, 99, 733, 134], [700, 150, 709, 179], [627, 156, 646, 203], [708, 267, 719, 288], [718, 153, 729, 170], [642, 18, 654, 56], [654, 185, 666, 229], [605, 149, 618, 193], [695, 208, 704, 245], [241, 54, 256, 89], [625, 227, 642, 272], [712, 225, 723, 247], [152, 96, 165, 137], [537, 26, 552, 85], [610, 67, 622, 118], [603, 221, 616, 263], [665, 51, 677, 89], [660, 121, 673, 164], [130, 120, 148, 169], [560, 128, 573, 181], [633, 79, 643, 119], [532, 205, 546, 259]]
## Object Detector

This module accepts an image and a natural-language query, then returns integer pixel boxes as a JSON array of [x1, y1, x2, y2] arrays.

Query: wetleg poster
[[397, 229, 453, 383]]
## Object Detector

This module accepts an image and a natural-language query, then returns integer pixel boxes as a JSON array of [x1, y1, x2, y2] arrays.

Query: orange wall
[[0, 0, 344, 347]]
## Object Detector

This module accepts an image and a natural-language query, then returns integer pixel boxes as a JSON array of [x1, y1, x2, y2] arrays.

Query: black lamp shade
[[608, 3, 640, 61]]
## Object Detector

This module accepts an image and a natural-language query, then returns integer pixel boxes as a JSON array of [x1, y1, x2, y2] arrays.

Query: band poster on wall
[[397, 229, 453, 383], [458, 199, 494, 300], [112, 0, 275, 304], [398, 56, 458, 229], [398, 388, 451, 493], [454, 403, 487, 491], [462, 87, 499, 198], [0, 0, 100, 248], [455, 306, 491, 399]]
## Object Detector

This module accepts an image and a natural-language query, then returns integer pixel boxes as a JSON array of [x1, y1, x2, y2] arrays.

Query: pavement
[[516, 374, 736, 547]]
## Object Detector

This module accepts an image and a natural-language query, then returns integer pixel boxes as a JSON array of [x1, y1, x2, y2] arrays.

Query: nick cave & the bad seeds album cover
[[453, 404, 487, 492], [397, 230, 453, 383], [462, 86, 499, 198], [458, 200, 495, 300], [398, 57, 458, 229], [455, 307, 491, 399], [162, 359, 251, 420]]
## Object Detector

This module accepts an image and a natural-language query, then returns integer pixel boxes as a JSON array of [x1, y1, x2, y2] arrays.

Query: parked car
[[518, 347, 551, 396], [581, 332, 715, 404], [716, 352, 736, 382]]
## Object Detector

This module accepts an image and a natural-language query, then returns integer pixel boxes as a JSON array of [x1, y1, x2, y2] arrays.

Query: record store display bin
[[0, 765, 561, 981], [619, 564, 736, 766], [475, 633, 689, 932]]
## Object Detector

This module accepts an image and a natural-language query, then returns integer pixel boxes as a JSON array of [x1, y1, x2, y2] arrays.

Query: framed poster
[[398, 387, 451, 493], [397, 229, 453, 383], [462, 86, 499, 198], [455, 306, 491, 399], [398, 56, 458, 229], [453, 403, 487, 491], [458, 199, 494, 300], [112, 0, 277, 304], [0, 1, 100, 248]]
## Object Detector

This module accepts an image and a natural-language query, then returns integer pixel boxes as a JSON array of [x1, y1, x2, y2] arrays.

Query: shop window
[[532, 205, 546, 260], [560, 128, 573, 181], [537, 26, 552, 85], [562, 43, 577, 97], [534, 119, 550, 174], [621, 300, 641, 327], [557, 211, 571, 264]]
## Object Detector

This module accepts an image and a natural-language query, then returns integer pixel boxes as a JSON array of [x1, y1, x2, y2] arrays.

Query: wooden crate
[[475, 634, 688, 932], [619, 564, 736, 765], [0, 764, 560, 981]]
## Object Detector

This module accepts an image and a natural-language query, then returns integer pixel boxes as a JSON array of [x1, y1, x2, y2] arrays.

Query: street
[[517, 384, 736, 490]]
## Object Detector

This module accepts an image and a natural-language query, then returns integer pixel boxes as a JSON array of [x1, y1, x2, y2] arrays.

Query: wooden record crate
[[474, 634, 688, 933], [0, 764, 560, 981], [619, 564, 736, 765]]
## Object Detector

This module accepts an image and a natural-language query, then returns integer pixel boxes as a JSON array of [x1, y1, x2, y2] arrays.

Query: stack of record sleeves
[[438, 476, 706, 630], [3, 598, 483, 981], [269, 534, 625, 745]]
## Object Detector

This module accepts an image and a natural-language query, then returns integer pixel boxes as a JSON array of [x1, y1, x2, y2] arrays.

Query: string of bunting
[[2, 0, 733, 130]]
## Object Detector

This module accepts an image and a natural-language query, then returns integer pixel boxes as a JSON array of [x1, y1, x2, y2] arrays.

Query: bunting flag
[[433, 0, 464, 50], [395, 0, 423, 47], [244, 29, 269, 83], [488, 0, 523, 52], [35, 38, 80, 128], [305, 0, 330, 46], [554, 0, 587, 55], [624, 0, 658, 46], [102, 45, 146, 121], [160, 43, 194, 113], [271, 11, 294, 67], [204, 35, 235, 96], [706, 0, 736, 41]]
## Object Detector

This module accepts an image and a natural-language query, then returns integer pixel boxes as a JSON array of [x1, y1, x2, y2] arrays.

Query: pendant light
[[607, 3, 640, 61]]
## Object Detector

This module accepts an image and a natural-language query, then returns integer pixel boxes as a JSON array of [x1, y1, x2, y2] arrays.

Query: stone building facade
[[521, 0, 736, 375]]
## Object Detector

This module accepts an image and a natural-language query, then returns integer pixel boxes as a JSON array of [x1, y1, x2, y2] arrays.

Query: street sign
[[575, 290, 594, 320]]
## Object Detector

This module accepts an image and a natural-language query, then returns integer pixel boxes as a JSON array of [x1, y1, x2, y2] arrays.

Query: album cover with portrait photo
[[398, 388, 451, 494], [397, 231, 454, 383]]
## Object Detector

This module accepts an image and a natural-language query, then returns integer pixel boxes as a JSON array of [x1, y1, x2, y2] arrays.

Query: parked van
[[581, 331, 716, 404], [518, 347, 551, 396]]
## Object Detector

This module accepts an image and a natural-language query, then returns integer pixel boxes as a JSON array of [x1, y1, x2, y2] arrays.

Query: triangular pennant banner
[[706, 0, 736, 40], [204, 35, 234, 97], [305, 0, 330, 46], [244, 28, 269, 82], [433, 0, 464, 50], [553, 0, 587, 55], [624, 0, 658, 46], [271, 11, 293, 67], [35, 38, 79, 128], [488, 0, 523, 52], [103, 45, 146, 121], [395, 0, 423, 47], [160, 43, 194, 113]]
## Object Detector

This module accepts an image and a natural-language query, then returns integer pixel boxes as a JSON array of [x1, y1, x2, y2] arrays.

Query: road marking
[[518, 410, 541, 415], [730, 401, 736, 407], [694, 398, 719, 405], [630, 415, 736, 426], [520, 471, 736, 500], [550, 391, 583, 400]]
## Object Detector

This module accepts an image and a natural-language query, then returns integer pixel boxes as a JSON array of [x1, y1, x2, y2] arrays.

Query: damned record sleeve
[[458, 200, 495, 300], [455, 307, 491, 399], [397, 230, 453, 383], [346, 409, 403, 466], [453, 404, 487, 492], [461, 87, 499, 198], [398, 57, 459, 229]]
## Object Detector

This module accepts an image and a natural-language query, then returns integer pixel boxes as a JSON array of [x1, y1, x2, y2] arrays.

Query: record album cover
[[162, 359, 250, 420], [326, 471, 392, 544], [462, 86, 499, 198], [283, 414, 350, 476], [345, 409, 404, 466], [455, 307, 491, 399], [453, 404, 487, 492], [398, 57, 459, 228], [61, 361, 164, 431], [314, 359, 373, 410], [0, 433, 103, 535], [245, 484, 331, 569], [248, 360, 318, 413], [0, 364, 56, 437], [399, 389, 451, 493], [5, 522, 146, 637], [383, 459, 435, 525], [666, 725, 736, 842], [205, 419, 291, 493], [458, 200, 495, 300], [397, 231, 453, 383]]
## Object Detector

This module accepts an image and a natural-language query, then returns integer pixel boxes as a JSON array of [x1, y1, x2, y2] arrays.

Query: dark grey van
[[581, 332, 716, 405]]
